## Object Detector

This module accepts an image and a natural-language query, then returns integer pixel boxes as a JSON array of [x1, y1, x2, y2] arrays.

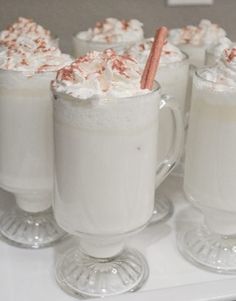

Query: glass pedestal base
[[177, 225, 236, 274], [0, 206, 65, 248], [56, 247, 149, 298], [150, 191, 174, 224]]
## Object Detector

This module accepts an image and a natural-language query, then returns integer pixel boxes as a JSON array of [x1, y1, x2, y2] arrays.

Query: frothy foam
[[126, 38, 185, 67], [76, 18, 144, 44], [0, 41, 72, 75], [195, 46, 236, 94], [0, 17, 52, 47], [0, 17, 72, 75], [169, 19, 226, 46], [208, 37, 233, 58], [53, 49, 148, 100]]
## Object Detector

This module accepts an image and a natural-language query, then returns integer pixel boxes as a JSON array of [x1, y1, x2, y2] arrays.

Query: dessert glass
[[52, 81, 183, 297], [178, 67, 236, 273], [0, 69, 64, 248]]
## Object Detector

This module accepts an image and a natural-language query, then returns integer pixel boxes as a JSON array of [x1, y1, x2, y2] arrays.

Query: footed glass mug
[[0, 69, 65, 248], [178, 66, 236, 274], [52, 81, 183, 298]]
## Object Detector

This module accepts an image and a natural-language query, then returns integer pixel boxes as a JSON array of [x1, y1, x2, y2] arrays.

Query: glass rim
[[195, 66, 236, 89], [73, 33, 142, 47], [177, 42, 207, 48], [52, 80, 161, 103], [160, 50, 189, 66]]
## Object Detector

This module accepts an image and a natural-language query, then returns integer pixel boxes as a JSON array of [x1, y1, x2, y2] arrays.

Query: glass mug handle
[[155, 94, 184, 187], [185, 64, 196, 126]]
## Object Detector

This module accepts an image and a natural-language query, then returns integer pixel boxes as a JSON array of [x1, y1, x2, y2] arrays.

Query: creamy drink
[[73, 18, 144, 56], [169, 19, 226, 67], [179, 46, 236, 273], [52, 49, 183, 297], [205, 37, 234, 65], [0, 18, 71, 248]]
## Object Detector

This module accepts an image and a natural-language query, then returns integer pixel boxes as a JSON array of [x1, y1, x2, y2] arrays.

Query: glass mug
[[0, 69, 65, 248], [178, 67, 236, 274], [52, 81, 183, 298]]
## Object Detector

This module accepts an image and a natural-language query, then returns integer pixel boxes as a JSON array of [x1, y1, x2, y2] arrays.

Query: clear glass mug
[[0, 69, 65, 248], [52, 81, 183, 298], [178, 67, 236, 274]]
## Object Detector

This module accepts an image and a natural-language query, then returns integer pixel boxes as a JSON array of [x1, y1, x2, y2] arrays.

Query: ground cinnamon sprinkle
[[57, 67, 75, 81], [227, 48, 236, 62], [121, 20, 130, 30]]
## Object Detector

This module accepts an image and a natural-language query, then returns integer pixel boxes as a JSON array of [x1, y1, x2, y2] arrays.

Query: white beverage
[[184, 70, 236, 235], [178, 44, 206, 68], [54, 92, 158, 235], [0, 70, 55, 212], [0, 17, 72, 248]]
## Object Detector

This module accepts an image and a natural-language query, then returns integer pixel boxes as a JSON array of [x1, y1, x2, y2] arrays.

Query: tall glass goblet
[[178, 67, 236, 273], [0, 69, 64, 248], [52, 82, 183, 298]]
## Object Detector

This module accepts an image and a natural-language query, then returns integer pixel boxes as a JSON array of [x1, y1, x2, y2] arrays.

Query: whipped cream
[[126, 38, 185, 67], [53, 49, 148, 100], [208, 37, 234, 58], [169, 19, 226, 46], [0, 17, 53, 47], [0, 38, 72, 75], [197, 46, 236, 90], [76, 18, 144, 44]]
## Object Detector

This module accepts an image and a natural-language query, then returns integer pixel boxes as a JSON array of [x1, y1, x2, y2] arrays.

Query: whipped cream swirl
[[0, 17, 53, 47], [76, 18, 144, 44], [208, 37, 234, 58], [169, 19, 226, 46], [0, 38, 72, 75], [53, 49, 148, 100], [198, 46, 236, 89], [126, 38, 185, 67]]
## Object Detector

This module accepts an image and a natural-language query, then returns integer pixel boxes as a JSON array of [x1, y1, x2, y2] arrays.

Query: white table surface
[[0, 176, 236, 301]]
